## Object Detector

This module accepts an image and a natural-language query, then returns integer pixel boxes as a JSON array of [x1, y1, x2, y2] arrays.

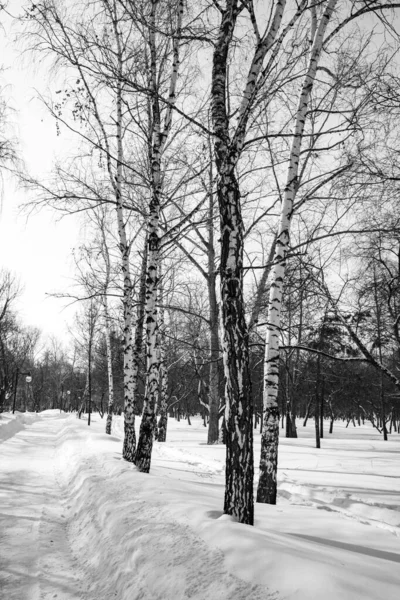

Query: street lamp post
[[12, 370, 32, 414]]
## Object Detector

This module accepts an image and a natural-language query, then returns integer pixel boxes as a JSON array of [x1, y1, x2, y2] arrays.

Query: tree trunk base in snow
[[257, 406, 279, 505], [135, 418, 155, 473], [122, 421, 136, 463], [285, 413, 297, 438], [224, 448, 254, 525], [207, 406, 219, 444], [224, 408, 254, 525], [105, 413, 112, 435]]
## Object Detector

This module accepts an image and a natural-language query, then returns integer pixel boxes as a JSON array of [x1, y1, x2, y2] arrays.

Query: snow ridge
[[54, 418, 278, 600]]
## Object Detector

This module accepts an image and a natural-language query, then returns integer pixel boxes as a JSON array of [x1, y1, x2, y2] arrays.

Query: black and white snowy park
[[1, 411, 400, 600]]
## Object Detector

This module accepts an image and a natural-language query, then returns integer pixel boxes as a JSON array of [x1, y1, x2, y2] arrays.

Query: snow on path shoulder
[[0, 411, 43, 443]]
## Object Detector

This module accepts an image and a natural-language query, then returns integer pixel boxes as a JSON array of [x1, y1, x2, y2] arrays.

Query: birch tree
[[97, 214, 116, 435], [258, 1, 337, 504], [134, 0, 185, 472], [156, 263, 169, 442], [23, 0, 148, 460], [257, 0, 400, 504]]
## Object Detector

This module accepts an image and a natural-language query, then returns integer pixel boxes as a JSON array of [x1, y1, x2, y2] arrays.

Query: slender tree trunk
[[157, 265, 168, 443], [119, 232, 136, 457], [219, 414, 226, 444], [88, 336, 92, 427], [104, 295, 114, 435], [107, 7, 139, 460], [289, 265, 304, 440], [135, 181, 161, 472], [257, 0, 337, 504], [329, 401, 334, 434], [116, 144, 136, 457], [248, 235, 277, 332], [303, 397, 312, 426], [320, 376, 324, 439], [285, 397, 294, 437], [136, 0, 183, 471], [314, 358, 321, 448], [135, 235, 148, 362], [97, 223, 115, 435], [205, 155, 220, 444], [157, 375, 168, 442], [381, 372, 388, 441]]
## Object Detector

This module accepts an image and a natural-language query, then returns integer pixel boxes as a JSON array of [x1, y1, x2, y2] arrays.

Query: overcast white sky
[[0, 3, 82, 339]]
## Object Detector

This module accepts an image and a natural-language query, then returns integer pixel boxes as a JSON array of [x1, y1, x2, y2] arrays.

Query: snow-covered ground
[[1, 411, 399, 600]]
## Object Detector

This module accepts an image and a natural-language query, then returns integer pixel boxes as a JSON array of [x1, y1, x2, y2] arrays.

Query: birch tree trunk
[[134, 180, 161, 471], [104, 294, 114, 435], [373, 265, 388, 441], [88, 330, 92, 427], [157, 346, 169, 442], [157, 265, 168, 443], [207, 179, 220, 444], [135, 0, 183, 472], [98, 220, 115, 436], [212, 0, 250, 526], [217, 173, 254, 524], [109, 22, 137, 461], [314, 356, 321, 449], [257, 0, 337, 504], [248, 235, 277, 332], [135, 235, 148, 364]]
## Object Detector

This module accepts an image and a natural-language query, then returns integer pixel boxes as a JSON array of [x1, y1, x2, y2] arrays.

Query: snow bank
[[53, 416, 275, 600], [0, 411, 42, 443]]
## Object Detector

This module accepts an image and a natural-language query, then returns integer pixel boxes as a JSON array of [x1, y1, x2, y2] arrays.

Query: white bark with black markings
[[257, 0, 338, 504], [135, 0, 183, 472]]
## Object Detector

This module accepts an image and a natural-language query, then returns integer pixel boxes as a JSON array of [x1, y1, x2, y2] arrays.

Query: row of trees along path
[[16, 0, 400, 526]]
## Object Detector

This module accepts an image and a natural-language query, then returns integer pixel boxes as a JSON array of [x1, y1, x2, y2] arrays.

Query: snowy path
[[0, 414, 87, 600]]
